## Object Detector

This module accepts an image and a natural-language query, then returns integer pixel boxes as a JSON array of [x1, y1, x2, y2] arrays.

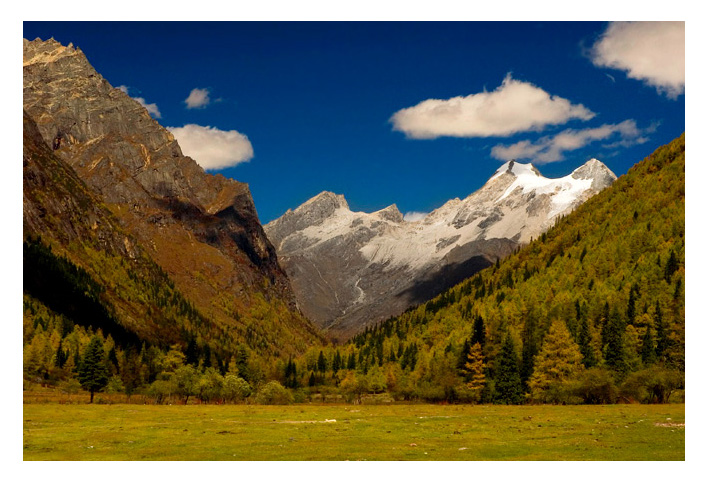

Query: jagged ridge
[[266, 159, 616, 339]]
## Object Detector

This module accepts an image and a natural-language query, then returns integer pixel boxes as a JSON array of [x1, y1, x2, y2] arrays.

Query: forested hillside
[[23, 110, 321, 400], [276, 134, 685, 404]]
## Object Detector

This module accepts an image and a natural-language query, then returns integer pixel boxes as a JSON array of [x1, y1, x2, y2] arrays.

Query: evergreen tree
[[78, 335, 109, 403], [202, 344, 212, 368], [473, 315, 486, 347], [317, 350, 327, 373], [640, 326, 657, 365], [54, 339, 67, 369], [332, 350, 342, 372], [604, 308, 628, 376], [185, 339, 199, 366], [528, 319, 583, 402], [627, 284, 638, 324], [107, 346, 119, 374], [234, 344, 250, 381], [577, 316, 597, 368], [284, 357, 298, 388], [664, 249, 679, 282], [655, 301, 669, 360], [493, 333, 523, 405]]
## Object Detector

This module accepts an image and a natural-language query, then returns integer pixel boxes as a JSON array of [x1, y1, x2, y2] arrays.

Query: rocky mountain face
[[266, 159, 616, 339], [23, 38, 321, 355]]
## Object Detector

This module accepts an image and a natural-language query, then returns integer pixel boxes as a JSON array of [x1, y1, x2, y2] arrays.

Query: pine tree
[[493, 333, 523, 405], [600, 302, 611, 348], [640, 326, 657, 365], [284, 356, 298, 388], [473, 315, 486, 347], [577, 316, 597, 368], [185, 339, 199, 366], [664, 249, 679, 282], [655, 301, 668, 360], [332, 350, 342, 372], [627, 284, 638, 324], [202, 344, 212, 368], [317, 350, 327, 373], [528, 319, 583, 402], [78, 336, 109, 403], [464, 342, 486, 398], [604, 308, 628, 376], [54, 339, 67, 369]]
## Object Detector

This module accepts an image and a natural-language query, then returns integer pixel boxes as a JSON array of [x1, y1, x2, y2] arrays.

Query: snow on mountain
[[265, 159, 616, 339]]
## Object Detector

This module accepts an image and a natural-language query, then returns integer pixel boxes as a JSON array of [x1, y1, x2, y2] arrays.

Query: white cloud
[[591, 22, 685, 99], [403, 211, 428, 222], [390, 74, 595, 139], [116, 85, 161, 118], [184, 88, 211, 109], [491, 120, 651, 164], [168, 124, 254, 170]]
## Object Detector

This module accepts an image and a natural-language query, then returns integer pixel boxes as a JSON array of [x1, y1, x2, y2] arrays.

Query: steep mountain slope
[[266, 158, 616, 339], [24, 110, 205, 348], [341, 134, 684, 401], [23, 38, 322, 358]]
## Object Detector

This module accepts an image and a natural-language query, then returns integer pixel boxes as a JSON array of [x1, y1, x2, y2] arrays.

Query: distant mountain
[[266, 158, 616, 339], [23, 38, 322, 358]]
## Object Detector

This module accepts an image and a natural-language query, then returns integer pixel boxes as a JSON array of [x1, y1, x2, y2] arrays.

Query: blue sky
[[23, 21, 685, 223]]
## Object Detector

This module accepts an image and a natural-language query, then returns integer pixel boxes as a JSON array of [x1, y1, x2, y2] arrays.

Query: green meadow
[[23, 403, 684, 461]]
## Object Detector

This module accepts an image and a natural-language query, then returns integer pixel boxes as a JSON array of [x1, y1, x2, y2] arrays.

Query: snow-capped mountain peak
[[490, 160, 542, 182], [571, 158, 618, 188], [265, 158, 616, 338]]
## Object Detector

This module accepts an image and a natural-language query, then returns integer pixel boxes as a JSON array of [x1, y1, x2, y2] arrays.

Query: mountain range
[[266, 158, 616, 339]]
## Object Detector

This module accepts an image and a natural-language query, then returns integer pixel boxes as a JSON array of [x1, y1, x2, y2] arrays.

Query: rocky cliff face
[[23, 38, 321, 353], [266, 159, 616, 339]]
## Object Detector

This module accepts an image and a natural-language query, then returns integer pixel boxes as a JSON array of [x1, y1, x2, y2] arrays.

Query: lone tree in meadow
[[78, 335, 109, 403], [529, 319, 584, 403]]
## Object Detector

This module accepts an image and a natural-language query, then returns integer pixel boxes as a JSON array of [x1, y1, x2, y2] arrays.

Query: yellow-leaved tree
[[464, 342, 486, 401], [529, 319, 583, 403]]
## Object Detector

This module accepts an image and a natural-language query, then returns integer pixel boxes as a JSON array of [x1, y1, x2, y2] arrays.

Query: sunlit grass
[[23, 402, 684, 461]]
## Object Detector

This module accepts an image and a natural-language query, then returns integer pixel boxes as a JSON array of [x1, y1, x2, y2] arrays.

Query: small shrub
[[223, 375, 252, 402], [147, 379, 175, 404], [571, 368, 618, 404], [59, 378, 82, 395], [254, 381, 293, 405], [620, 366, 683, 403]]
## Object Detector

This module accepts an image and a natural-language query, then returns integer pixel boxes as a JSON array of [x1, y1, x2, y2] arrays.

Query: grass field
[[23, 402, 684, 461]]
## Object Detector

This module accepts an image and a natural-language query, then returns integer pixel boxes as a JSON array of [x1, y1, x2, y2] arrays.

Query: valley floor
[[23, 402, 684, 461]]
